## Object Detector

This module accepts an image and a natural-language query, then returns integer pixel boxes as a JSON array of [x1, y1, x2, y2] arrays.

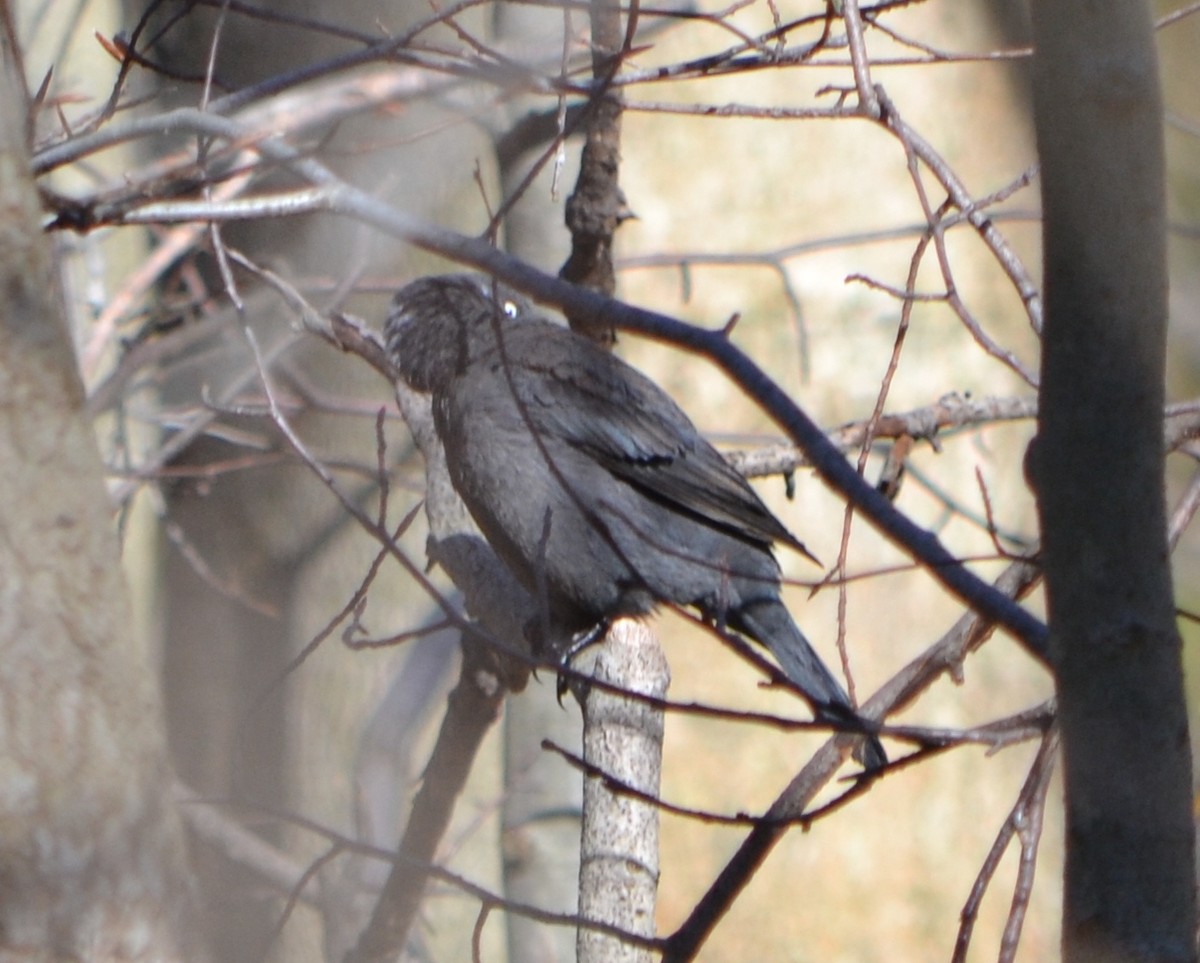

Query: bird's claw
[[555, 619, 610, 705]]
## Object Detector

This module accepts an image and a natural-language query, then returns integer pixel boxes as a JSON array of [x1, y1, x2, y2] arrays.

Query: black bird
[[387, 273, 884, 769]]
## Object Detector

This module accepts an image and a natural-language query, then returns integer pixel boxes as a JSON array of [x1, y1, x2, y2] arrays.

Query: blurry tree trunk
[[136, 5, 493, 960], [135, 8, 340, 961], [0, 21, 201, 961], [492, 6, 585, 962], [1030, 2, 1196, 960]]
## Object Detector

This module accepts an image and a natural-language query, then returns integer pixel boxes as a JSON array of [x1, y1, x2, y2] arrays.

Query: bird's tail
[[732, 599, 886, 771]]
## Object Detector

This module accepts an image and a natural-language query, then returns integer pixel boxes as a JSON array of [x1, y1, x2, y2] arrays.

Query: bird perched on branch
[[386, 273, 884, 770]]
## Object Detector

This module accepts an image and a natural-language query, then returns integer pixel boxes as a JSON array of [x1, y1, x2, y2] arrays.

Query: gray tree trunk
[[0, 21, 201, 961], [1030, 2, 1196, 960]]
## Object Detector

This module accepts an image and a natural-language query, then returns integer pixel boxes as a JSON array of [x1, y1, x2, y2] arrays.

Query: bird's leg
[[555, 618, 611, 703]]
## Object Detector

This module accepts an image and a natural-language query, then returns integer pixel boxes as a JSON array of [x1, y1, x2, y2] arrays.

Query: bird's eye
[[502, 299, 519, 318]]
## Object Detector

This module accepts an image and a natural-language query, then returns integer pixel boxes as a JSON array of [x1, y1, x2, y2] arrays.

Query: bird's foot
[[555, 619, 611, 704]]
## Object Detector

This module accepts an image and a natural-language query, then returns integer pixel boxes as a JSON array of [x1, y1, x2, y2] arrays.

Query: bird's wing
[[499, 330, 811, 556]]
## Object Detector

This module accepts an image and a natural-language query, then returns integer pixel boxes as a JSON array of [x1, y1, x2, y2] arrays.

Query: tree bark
[[1029, 2, 1196, 960], [577, 621, 668, 963], [0, 17, 201, 961]]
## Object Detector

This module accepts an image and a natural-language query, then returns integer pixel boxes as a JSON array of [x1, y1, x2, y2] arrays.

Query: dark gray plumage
[[387, 273, 884, 769]]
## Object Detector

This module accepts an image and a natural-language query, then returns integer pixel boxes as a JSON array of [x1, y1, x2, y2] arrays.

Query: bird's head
[[385, 274, 532, 392]]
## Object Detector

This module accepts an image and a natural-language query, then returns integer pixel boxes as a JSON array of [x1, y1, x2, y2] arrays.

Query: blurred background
[[19, 0, 1200, 959]]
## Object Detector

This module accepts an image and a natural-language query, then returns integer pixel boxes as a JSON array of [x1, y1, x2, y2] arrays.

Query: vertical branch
[[1029, 1, 1195, 960], [560, 0, 632, 340], [557, 5, 669, 958], [576, 621, 669, 963], [953, 729, 1059, 963], [840, 0, 879, 117]]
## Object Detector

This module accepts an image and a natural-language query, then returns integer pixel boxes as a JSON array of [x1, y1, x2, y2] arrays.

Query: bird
[[386, 273, 884, 770]]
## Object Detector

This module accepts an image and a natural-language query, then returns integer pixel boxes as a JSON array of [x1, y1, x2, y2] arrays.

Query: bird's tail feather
[[732, 599, 886, 770]]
